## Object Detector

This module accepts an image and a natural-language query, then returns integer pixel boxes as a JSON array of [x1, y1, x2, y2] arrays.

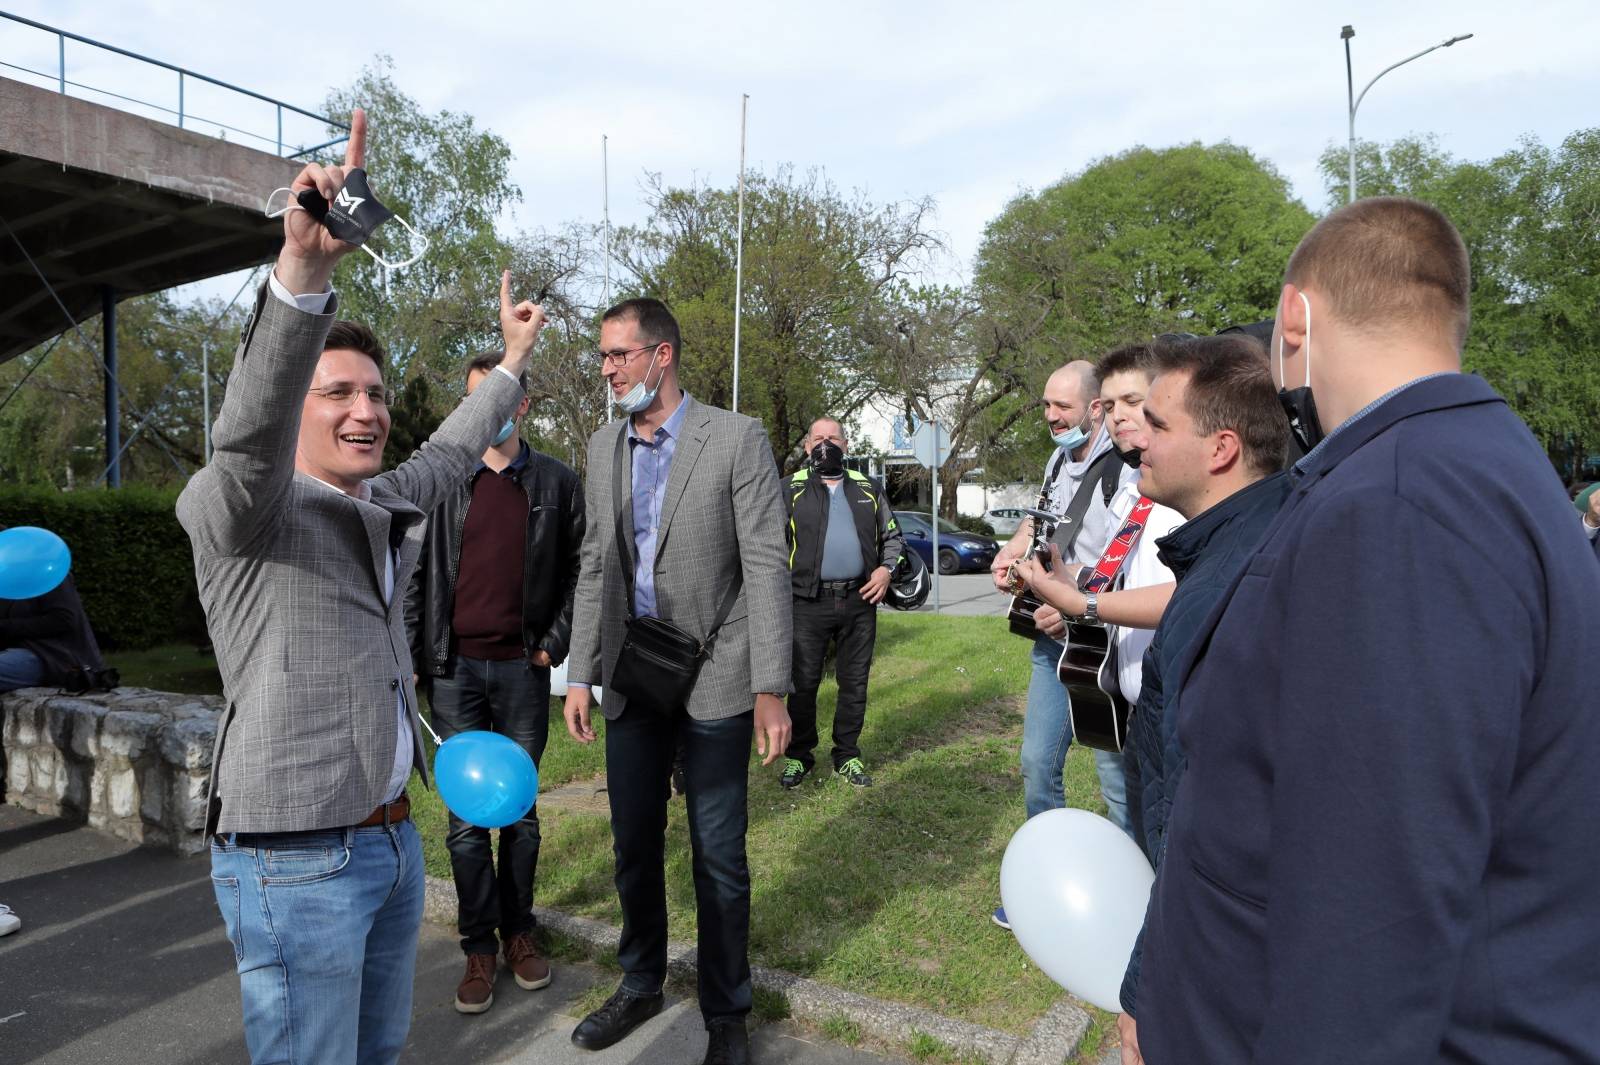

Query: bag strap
[[613, 422, 744, 650], [1037, 449, 1068, 509], [1055, 448, 1122, 556]]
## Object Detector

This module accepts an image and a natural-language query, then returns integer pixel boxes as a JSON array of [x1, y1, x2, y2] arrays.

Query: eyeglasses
[[307, 384, 395, 407], [591, 342, 661, 366]]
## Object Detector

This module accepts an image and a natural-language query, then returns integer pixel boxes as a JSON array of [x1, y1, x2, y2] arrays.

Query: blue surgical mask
[[617, 351, 666, 415], [491, 419, 517, 446], [1051, 424, 1087, 450]]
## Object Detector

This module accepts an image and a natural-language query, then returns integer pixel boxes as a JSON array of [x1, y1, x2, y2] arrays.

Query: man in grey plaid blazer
[[176, 111, 548, 1065], [561, 297, 792, 1065]]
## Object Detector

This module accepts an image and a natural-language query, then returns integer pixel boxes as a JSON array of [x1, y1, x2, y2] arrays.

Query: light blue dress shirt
[[628, 396, 690, 619]]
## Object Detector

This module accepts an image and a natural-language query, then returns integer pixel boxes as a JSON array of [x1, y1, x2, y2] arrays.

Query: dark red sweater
[[450, 467, 527, 660]]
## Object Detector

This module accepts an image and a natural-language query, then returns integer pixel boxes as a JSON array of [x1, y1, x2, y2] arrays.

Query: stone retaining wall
[[0, 687, 221, 855]]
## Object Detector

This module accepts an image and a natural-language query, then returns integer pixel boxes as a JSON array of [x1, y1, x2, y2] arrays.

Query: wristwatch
[[1081, 592, 1099, 623]]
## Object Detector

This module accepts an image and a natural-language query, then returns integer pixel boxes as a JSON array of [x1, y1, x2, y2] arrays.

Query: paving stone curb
[[423, 873, 1092, 1064]]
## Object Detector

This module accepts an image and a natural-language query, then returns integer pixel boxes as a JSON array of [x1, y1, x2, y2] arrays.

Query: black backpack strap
[[1055, 448, 1122, 557]]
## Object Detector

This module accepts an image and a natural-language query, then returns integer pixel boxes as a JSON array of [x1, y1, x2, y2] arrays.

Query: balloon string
[[416, 708, 444, 748]]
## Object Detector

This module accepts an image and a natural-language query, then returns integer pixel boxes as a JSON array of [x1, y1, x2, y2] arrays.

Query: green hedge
[[0, 486, 205, 651]]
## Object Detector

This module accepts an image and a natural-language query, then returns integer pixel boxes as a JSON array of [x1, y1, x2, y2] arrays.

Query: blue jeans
[[210, 820, 424, 1065], [429, 655, 549, 955], [605, 705, 754, 1024], [0, 648, 45, 691], [1020, 634, 1130, 833]]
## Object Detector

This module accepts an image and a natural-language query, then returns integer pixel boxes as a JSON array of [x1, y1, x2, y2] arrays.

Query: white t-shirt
[[1100, 473, 1183, 703]]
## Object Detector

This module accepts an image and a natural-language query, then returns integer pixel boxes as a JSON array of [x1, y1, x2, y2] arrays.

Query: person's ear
[[516, 395, 531, 419], [1209, 429, 1242, 475], [1279, 283, 1308, 353]]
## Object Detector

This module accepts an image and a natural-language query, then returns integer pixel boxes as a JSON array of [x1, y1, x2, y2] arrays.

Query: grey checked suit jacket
[[176, 284, 524, 834], [567, 396, 792, 719]]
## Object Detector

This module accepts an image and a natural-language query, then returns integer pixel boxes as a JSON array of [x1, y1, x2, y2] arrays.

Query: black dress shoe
[[703, 1020, 750, 1065], [571, 986, 664, 1050]]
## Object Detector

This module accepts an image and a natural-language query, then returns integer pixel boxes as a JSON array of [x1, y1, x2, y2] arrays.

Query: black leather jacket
[[405, 442, 585, 674]]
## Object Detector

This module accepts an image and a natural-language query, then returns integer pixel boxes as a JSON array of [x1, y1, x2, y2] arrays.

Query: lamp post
[[1343, 25, 1473, 204]]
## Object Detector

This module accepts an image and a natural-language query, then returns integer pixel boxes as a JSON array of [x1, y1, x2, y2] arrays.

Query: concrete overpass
[[0, 75, 303, 364], [0, 12, 348, 483]]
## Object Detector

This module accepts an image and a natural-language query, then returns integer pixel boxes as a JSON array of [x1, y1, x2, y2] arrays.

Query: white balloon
[[999, 807, 1154, 1012]]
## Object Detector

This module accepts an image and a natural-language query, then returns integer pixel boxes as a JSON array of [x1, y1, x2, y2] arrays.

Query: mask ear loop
[[1277, 291, 1314, 389], [361, 214, 431, 271], [1298, 292, 1312, 389], [264, 187, 302, 219]]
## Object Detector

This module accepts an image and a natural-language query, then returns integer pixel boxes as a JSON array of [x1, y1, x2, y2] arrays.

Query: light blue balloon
[[434, 730, 538, 829], [0, 527, 72, 600]]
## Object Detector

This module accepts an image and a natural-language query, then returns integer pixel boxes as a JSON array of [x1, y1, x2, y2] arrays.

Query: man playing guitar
[[1016, 343, 1181, 754]]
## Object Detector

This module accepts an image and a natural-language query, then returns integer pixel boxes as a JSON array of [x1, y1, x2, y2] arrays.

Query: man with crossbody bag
[[561, 297, 792, 1065]]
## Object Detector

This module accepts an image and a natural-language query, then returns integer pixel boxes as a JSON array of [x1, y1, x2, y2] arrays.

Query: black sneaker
[[836, 757, 873, 787], [778, 758, 810, 789], [571, 985, 665, 1050], [703, 1020, 750, 1065]]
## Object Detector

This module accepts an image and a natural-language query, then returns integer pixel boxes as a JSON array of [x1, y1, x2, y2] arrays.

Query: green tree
[[971, 142, 1315, 499], [1320, 132, 1600, 475], [322, 58, 521, 468], [615, 168, 940, 468], [0, 288, 251, 489]]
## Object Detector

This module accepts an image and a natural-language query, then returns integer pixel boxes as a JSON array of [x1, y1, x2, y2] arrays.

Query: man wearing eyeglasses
[[176, 109, 548, 1065], [562, 297, 792, 1065]]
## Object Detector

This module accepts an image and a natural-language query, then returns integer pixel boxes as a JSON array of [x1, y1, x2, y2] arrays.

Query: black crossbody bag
[[607, 426, 742, 715]]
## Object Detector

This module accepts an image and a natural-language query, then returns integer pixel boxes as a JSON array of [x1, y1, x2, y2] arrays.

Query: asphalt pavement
[[0, 804, 907, 1065], [913, 571, 1011, 618]]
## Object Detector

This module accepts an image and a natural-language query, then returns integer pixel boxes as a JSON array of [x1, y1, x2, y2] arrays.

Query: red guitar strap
[[1083, 497, 1154, 593]]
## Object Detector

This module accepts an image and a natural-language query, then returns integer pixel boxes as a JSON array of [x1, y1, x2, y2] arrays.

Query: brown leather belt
[[355, 793, 410, 828]]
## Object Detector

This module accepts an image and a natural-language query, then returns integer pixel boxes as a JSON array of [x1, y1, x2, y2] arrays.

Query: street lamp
[[1343, 25, 1474, 204]]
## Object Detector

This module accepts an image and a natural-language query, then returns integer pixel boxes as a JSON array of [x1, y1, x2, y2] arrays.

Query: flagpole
[[603, 133, 615, 420], [731, 93, 748, 413]]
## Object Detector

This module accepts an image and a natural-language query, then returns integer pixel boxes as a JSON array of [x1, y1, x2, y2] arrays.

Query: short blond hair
[[1285, 196, 1471, 349]]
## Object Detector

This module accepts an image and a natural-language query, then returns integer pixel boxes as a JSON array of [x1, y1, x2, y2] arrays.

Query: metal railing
[[0, 10, 348, 158]]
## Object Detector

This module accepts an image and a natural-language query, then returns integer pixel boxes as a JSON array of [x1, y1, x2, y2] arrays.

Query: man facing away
[[176, 111, 548, 1064], [561, 298, 793, 1065], [406, 352, 585, 1014], [989, 361, 1132, 929], [779, 417, 904, 789], [1130, 197, 1600, 1064]]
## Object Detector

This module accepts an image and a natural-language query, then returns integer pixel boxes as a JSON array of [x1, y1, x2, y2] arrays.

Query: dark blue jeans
[[605, 704, 754, 1024], [429, 655, 549, 955]]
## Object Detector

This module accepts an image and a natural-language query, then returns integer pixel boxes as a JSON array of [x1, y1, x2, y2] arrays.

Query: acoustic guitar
[[1006, 507, 1064, 639], [1056, 620, 1130, 753]]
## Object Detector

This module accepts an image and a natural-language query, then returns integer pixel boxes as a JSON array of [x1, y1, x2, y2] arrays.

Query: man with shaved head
[[779, 417, 904, 789], [989, 358, 1131, 929], [1125, 197, 1600, 1064]]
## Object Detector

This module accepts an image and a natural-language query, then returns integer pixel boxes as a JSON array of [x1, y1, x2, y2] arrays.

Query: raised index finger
[[343, 108, 366, 170], [500, 270, 513, 315]]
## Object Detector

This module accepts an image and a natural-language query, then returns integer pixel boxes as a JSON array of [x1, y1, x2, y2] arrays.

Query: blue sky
[[3, 0, 1595, 296]]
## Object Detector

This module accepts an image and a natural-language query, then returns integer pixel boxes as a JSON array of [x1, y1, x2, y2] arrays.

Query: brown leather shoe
[[454, 952, 497, 1014], [503, 931, 552, 991]]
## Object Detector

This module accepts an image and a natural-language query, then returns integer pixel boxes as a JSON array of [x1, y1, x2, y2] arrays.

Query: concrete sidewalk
[[0, 804, 907, 1065]]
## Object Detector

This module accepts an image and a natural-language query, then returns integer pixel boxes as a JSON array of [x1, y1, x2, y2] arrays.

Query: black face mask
[[1278, 386, 1325, 454], [295, 167, 395, 248], [810, 441, 846, 477], [1114, 443, 1143, 470]]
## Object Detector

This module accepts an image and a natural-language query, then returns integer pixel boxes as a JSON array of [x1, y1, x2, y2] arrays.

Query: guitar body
[[1056, 621, 1131, 753], [1008, 593, 1044, 638]]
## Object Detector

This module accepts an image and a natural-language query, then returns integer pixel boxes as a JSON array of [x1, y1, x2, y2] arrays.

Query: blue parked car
[[897, 512, 997, 575]]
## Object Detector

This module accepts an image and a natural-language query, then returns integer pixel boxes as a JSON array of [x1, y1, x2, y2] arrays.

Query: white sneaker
[[0, 904, 19, 937]]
